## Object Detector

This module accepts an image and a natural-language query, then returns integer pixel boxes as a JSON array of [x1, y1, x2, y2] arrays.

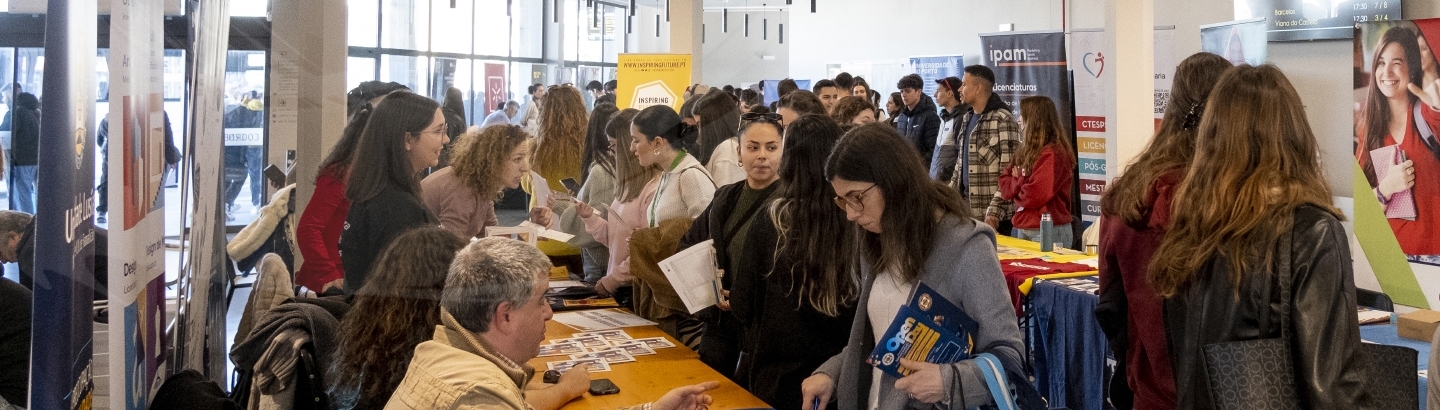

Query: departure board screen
[[1235, 0, 1403, 41]]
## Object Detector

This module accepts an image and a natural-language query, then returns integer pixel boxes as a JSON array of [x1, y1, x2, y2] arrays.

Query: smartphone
[[589, 379, 621, 395], [561, 178, 582, 195]]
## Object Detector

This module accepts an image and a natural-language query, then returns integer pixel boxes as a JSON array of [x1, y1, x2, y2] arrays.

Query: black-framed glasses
[[738, 112, 782, 131], [833, 183, 878, 211]]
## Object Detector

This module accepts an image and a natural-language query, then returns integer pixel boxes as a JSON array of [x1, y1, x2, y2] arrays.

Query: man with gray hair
[[0, 210, 109, 300], [386, 237, 717, 410], [483, 100, 520, 129]]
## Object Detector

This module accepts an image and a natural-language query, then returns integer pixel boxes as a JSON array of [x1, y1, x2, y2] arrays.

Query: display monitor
[[1235, 0, 1403, 41]]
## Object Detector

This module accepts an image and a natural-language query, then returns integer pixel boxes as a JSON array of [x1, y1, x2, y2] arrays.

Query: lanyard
[[649, 149, 688, 227]]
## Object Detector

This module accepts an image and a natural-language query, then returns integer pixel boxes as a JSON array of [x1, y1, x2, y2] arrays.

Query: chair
[[1356, 288, 1394, 312]]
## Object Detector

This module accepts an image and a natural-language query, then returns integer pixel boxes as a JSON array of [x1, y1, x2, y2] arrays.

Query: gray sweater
[[813, 215, 1024, 409]]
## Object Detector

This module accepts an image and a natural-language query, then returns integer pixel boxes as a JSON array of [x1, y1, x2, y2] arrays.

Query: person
[[578, 109, 656, 296], [295, 82, 409, 293], [955, 65, 1021, 234], [340, 91, 449, 293], [437, 86, 468, 169], [1095, 51, 1231, 410], [694, 90, 746, 186], [555, 103, 620, 284], [631, 105, 717, 228], [0, 210, 109, 301], [8, 92, 38, 213], [484, 100, 519, 128], [851, 77, 872, 108], [828, 96, 876, 126], [422, 125, 531, 240], [997, 96, 1075, 247], [730, 115, 856, 410], [803, 123, 1025, 409], [1357, 26, 1440, 256], [884, 92, 902, 128], [328, 227, 468, 410], [676, 108, 786, 381], [812, 79, 841, 113], [533, 85, 589, 193], [517, 83, 545, 128], [1152, 64, 1366, 409], [222, 92, 267, 218], [770, 78, 800, 112], [586, 80, 605, 105], [892, 74, 940, 170], [0, 278, 29, 407], [598, 80, 618, 106], [776, 90, 826, 127], [740, 89, 763, 112], [929, 76, 966, 183], [833, 72, 856, 98], [385, 237, 719, 410], [678, 97, 702, 154]]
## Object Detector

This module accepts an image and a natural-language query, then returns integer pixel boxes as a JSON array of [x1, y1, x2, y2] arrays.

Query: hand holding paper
[[658, 240, 722, 314]]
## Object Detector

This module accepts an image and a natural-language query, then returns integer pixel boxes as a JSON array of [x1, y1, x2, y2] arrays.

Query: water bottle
[[1039, 213, 1054, 252]]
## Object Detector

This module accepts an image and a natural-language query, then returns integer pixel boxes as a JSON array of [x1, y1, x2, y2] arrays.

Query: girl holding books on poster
[[1358, 25, 1440, 256], [801, 123, 1026, 410]]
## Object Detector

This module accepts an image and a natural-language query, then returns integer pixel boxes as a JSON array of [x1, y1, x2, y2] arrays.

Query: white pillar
[[668, 0, 703, 81], [1110, 0, 1154, 177]]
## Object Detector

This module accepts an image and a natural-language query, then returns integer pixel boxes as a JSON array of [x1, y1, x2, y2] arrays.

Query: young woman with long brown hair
[[1153, 65, 1365, 409], [578, 109, 659, 295], [997, 96, 1075, 247], [421, 125, 531, 240], [533, 85, 589, 192], [1094, 51, 1231, 409]]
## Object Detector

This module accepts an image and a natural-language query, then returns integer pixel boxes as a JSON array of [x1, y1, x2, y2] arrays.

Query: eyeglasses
[[833, 183, 878, 211], [738, 112, 783, 131]]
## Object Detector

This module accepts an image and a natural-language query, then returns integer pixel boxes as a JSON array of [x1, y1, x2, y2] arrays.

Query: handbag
[[973, 353, 1047, 410], [1200, 232, 1302, 410]]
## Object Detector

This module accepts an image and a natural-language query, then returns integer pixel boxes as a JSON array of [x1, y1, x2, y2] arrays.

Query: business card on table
[[574, 329, 633, 342], [553, 334, 610, 348], [547, 358, 611, 373], [606, 341, 657, 356], [569, 348, 636, 363], [537, 341, 586, 357], [630, 337, 676, 349]]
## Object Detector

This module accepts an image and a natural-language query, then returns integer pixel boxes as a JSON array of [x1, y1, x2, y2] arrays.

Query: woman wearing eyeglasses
[[676, 106, 787, 381], [728, 114, 856, 410], [801, 123, 1025, 410], [340, 91, 449, 293]]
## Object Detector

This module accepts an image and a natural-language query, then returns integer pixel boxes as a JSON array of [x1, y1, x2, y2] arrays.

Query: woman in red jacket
[[998, 96, 1075, 248]]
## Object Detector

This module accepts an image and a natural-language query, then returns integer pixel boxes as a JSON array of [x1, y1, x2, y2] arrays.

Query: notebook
[[1369, 144, 1418, 220]]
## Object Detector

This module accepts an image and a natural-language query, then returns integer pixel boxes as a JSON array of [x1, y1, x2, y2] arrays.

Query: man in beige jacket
[[386, 237, 717, 410]]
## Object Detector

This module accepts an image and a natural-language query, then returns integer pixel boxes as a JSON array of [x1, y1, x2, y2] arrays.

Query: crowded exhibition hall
[[4, 0, 1440, 408]]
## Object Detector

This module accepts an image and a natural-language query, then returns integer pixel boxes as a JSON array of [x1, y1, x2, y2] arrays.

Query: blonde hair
[[533, 86, 588, 182], [450, 125, 530, 200]]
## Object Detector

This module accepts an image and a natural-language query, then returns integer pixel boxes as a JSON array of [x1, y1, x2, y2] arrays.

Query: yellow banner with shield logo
[[616, 54, 691, 111]]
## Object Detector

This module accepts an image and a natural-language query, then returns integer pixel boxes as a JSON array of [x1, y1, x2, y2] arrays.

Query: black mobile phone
[[542, 370, 561, 384], [561, 178, 582, 194], [588, 379, 621, 395]]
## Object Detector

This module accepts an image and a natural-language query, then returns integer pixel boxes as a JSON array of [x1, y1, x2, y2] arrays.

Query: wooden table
[[526, 314, 772, 409]]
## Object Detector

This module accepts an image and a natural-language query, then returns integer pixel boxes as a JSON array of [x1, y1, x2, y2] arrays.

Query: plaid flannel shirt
[[951, 106, 1021, 221]]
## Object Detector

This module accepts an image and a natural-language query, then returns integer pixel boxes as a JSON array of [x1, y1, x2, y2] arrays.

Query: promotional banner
[[1154, 27, 1177, 131], [615, 54, 692, 111], [909, 55, 965, 97], [1200, 18, 1268, 66], [107, 0, 170, 406], [980, 31, 1073, 129], [1351, 19, 1440, 309], [485, 63, 507, 116], [1069, 29, 1115, 228], [31, 0, 98, 408], [760, 79, 812, 106]]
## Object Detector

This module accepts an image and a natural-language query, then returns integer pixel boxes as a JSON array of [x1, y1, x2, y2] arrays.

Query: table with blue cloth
[[1028, 277, 1110, 410], [1360, 323, 1430, 408]]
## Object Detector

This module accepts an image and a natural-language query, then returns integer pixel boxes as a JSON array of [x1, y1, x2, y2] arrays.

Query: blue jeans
[[9, 165, 37, 213], [1013, 223, 1074, 250]]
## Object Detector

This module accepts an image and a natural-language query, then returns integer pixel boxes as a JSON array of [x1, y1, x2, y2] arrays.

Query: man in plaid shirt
[[951, 65, 1021, 232]]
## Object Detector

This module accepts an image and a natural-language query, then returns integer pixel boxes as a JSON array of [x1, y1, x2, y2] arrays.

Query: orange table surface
[[527, 317, 772, 409]]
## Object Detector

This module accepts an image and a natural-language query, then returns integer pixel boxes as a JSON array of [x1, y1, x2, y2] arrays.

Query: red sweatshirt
[[998, 145, 1074, 229], [294, 169, 350, 291]]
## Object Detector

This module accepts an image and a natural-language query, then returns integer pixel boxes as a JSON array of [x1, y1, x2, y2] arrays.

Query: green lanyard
[[649, 149, 688, 227]]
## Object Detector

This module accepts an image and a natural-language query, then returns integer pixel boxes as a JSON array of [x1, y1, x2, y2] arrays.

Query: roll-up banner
[[1352, 19, 1440, 309], [1069, 29, 1115, 227], [909, 55, 965, 98], [485, 63, 507, 116], [31, 0, 98, 408], [1154, 27, 1177, 131], [616, 54, 692, 111], [106, 0, 170, 406]]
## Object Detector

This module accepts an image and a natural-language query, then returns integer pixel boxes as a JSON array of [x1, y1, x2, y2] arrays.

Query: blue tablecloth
[[1360, 323, 1430, 408], [1030, 279, 1109, 410]]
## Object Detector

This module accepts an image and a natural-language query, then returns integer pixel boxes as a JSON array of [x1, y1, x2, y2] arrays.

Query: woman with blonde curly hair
[[421, 124, 532, 239], [533, 85, 590, 192]]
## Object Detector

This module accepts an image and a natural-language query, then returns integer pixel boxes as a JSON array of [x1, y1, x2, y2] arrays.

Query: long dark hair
[[583, 103, 620, 181], [318, 104, 376, 179], [633, 105, 685, 149], [1101, 52, 1230, 228], [769, 115, 857, 317], [345, 91, 441, 204], [825, 123, 971, 283], [1359, 27, 1424, 186], [694, 90, 742, 164], [328, 227, 467, 410], [609, 109, 655, 202], [442, 87, 467, 138]]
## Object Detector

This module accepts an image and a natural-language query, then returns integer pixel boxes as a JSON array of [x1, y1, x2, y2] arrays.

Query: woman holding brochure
[[420, 124, 531, 240], [730, 114, 856, 410], [579, 109, 658, 299], [801, 123, 1026, 410]]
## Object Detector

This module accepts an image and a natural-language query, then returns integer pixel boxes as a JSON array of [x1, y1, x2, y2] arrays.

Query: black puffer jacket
[[11, 93, 39, 166], [1163, 204, 1367, 409], [893, 94, 940, 170]]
